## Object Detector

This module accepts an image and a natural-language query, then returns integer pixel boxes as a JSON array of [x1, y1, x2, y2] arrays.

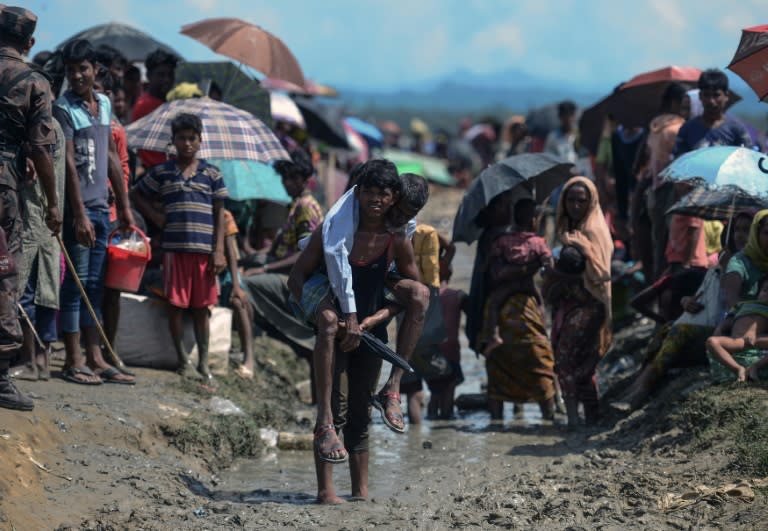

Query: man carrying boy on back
[[288, 160, 421, 504], [132, 113, 227, 386]]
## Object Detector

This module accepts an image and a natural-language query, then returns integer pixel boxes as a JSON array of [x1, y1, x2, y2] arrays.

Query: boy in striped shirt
[[132, 113, 227, 385]]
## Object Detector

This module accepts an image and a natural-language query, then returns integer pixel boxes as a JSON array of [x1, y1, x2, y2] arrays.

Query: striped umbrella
[[666, 185, 768, 220], [125, 97, 289, 163]]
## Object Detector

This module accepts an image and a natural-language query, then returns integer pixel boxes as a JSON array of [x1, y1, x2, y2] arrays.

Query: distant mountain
[[339, 68, 767, 120]]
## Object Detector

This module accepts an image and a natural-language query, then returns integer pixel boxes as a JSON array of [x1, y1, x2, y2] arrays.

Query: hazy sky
[[25, 0, 765, 91]]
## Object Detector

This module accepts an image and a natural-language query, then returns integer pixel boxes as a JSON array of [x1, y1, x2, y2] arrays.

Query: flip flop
[[314, 424, 348, 464], [371, 391, 406, 434], [61, 366, 102, 385], [97, 366, 135, 385]]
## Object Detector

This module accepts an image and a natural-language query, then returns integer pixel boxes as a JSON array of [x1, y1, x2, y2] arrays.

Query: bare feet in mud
[[177, 362, 201, 380], [316, 492, 346, 505]]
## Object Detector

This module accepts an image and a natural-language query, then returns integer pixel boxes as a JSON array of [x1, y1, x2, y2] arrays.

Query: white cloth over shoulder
[[321, 185, 416, 314], [674, 266, 724, 328]]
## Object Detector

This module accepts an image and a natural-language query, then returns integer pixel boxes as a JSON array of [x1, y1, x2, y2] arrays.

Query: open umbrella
[[666, 185, 768, 221], [270, 92, 305, 128], [125, 97, 289, 163], [580, 67, 742, 154], [344, 117, 383, 148], [262, 77, 340, 98], [452, 153, 574, 244], [659, 146, 768, 196], [207, 160, 290, 203], [728, 25, 768, 102], [293, 97, 349, 149], [57, 22, 182, 62], [180, 18, 305, 88], [174, 62, 272, 126], [380, 148, 454, 186]]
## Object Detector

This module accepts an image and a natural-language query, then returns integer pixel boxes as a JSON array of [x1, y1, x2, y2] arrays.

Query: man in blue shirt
[[54, 39, 135, 385], [674, 69, 753, 156]]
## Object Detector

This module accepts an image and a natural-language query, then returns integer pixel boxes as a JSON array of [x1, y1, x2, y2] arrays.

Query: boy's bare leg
[[313, 299, 347, 462], [407, 390, 423, 424], [350, 451, 369, 500], [168, 305, 197, 379], [706, 336, 748, 382], [376, 278, 429, 431], [233, 298, 255, 377], [315, 456, 344, 504], [192, 308, 214, 385], [12, 321, 38, 380]]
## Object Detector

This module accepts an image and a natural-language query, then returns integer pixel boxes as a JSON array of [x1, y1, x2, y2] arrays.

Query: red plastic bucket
[[105, 227, 151, 293]]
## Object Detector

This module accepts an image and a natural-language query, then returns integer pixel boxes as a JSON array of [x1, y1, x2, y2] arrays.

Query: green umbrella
[[380, 148, 455, 186], [174, 61, 272, 127]]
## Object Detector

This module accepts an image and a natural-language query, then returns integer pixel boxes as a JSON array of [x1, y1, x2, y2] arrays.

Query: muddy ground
[[1, 186, 767, 530]]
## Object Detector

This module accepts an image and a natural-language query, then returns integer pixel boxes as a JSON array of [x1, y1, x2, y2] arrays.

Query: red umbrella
[[580, 66, 707, 155], [728, 24, 768, 101], [180, 18, 305, 88]]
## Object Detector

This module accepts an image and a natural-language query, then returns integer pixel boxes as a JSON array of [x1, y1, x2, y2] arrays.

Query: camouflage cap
[[0, 6, 37, 40]]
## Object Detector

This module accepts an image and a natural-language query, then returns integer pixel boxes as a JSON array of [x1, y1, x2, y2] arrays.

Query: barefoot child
[[477, 198, 553, 355], [132, 113, 227, 386], [706, 274, 768, 382], [288, 160, 420, 504]]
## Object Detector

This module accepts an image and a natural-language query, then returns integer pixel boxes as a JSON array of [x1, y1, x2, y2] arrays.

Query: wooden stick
[[56, 234, 127, 371]]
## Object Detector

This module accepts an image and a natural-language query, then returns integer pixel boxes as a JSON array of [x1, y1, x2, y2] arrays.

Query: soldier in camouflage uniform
[[0, 6, 62, 410]]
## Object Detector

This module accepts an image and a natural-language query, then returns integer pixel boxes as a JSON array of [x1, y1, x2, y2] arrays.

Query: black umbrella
[[666, 185, 768, 221], [360, 331, 413, 372], [56, 23, 182, 63], [174, 62, 272, 127], [452, 153, 574, 244], [293, 96, 350, 149]]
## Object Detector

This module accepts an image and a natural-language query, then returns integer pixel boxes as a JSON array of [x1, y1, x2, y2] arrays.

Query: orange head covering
[[555, 176, 614, 354]]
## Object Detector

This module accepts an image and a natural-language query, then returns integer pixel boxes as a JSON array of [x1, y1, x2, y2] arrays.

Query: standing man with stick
[[53, 39, 135, 385], [0, 6, 62, 410]]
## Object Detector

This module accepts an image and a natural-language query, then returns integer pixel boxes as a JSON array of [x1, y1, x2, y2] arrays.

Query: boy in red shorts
[[132, 113, 227, 385]]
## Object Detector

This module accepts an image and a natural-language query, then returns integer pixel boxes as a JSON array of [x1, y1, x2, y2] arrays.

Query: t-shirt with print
[[53, 91, 112, 210], [673, 115, 753, 157], [137, 159, 228, 254], [269, 189, 323, 261]]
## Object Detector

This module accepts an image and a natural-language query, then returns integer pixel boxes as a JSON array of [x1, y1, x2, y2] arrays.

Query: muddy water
[[219, 241, 560, 503]]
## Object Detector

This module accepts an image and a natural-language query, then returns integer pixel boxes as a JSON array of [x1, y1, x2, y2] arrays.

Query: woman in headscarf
[[613, 210, 754, 411], [466, 186, 556, 421], [722, 209, 768, 310], [546, 176, 613, 427]]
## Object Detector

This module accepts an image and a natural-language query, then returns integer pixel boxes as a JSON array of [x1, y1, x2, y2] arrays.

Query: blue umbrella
[[209, 159, 290, 203], [344, 117, 383, 148], [660, 146, 768, 196]]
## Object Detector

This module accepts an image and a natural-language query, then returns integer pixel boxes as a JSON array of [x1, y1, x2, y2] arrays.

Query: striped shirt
[[137, 159, 228, 253]]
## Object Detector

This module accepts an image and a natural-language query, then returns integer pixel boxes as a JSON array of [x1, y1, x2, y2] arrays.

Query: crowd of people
[[3, 5, 768, 505]]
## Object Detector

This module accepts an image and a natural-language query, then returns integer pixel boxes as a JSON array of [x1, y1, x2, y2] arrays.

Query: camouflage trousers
[[0, 184, 23, 366]]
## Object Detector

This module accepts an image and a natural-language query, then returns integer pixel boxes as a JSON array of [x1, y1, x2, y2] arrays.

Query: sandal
[[235, 365, 254, 380], [313, 424, 348, 464], [371, 391, 406, 434]]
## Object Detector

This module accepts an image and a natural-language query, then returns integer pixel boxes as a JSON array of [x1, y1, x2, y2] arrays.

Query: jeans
[[20, 255, 57, 343], [60, 208, 110, 334]]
